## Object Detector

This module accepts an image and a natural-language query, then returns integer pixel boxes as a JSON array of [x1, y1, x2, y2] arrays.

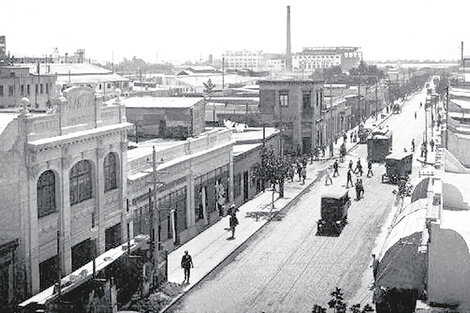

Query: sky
[[1, 0, 469, 64]]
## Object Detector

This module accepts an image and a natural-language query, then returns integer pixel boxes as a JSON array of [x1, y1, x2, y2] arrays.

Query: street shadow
[[245, 210, 286, 222]]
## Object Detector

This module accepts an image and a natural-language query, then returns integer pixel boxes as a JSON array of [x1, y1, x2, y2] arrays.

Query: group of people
[[324, 157, 371, 201], [287, 157, 308, 185]]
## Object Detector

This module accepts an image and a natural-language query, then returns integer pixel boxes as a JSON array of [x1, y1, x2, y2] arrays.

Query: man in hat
[[181, 250, 194, 284]]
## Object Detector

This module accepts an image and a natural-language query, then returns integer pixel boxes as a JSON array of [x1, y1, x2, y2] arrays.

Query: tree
[[252, 147, 289, 210], [312, 287, 375, 313]]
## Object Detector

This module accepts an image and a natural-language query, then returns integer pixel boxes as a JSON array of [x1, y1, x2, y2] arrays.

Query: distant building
[[0, 64, 57, 109], [18, 63, 129, 99], [266, 58, 286, 72], [259, 79, 325, 154], [224, 50, 266, 71], [0, 36, 6, 62], [293, 47, 362, 72], [123, 97, 206, 138], [176, 66, 218, 76]]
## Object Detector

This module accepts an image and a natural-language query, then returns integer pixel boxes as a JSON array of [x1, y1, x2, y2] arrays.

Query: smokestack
[[286, 6, 292, 72], [461, 41, 464, 65]]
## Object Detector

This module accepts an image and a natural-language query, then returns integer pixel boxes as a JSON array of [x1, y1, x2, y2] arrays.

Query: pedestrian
[[340, 143, 346, 162], [355, 179, 364, 200], [301, 166, 307, 184], [366, 160, 373, 177], [420, 102, 423, 108], [181, 250, 194, 284], [343, 132, 347, 143], [350, 132, 353, 143], [288, 165, 295, 182], [333, 160, 339, 177], [229, 212, 239, 239], [348, 159, 353, 172], [297, 163, 302, 181], [430, 138, 435, 152], [414, 111, 417, 119], [420, 142, 425, 157], [411, 139, 415, 152], [346, 169, 353, 188], [325, 166, 333, 186], [354, 158, 363, 176], [301, 157, 307, 168], [321, 146, 326, 158]]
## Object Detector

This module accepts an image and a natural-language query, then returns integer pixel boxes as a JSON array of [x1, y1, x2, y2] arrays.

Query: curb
[[159, 168, 327, 313], [159, 112, 395, 312]]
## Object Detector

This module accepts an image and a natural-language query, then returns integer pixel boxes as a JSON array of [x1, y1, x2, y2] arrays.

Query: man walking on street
[[348, 159, 353, 172], [301, 166, 307, 185], [346, 169, 353, 188], [411, 139, 415, 152], [333, 160, 339, 177], [354, 158, 363, 176], [325, 166, 333, 186], [181, 250, 194, 284], [229, 212, 239, 239], [430, 138, 435, 152], [367, 160, 373, 177]]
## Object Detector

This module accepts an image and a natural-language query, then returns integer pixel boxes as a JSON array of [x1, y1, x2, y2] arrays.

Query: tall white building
[[224, 50, 265, 70], [292, 47, 362, 72]]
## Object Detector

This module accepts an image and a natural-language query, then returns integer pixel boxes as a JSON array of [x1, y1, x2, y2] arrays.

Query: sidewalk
[[160, 107, 395, 312]]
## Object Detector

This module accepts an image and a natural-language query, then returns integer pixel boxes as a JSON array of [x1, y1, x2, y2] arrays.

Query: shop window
[[104, 153, 117, 192], [37, 170, 56, 218], [70, 160, 92, 205], [0, 85, 3, 96]]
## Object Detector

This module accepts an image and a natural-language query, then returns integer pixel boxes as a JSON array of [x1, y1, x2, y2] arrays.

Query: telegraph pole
[[446, 86, 449, 149], [152, 146, 159, 281], [375, 77, 378, 120], [222, 56, 225, 90]]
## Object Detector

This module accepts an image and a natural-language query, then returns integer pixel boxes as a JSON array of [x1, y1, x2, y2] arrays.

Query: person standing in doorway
[[181, 250, 194, 284]]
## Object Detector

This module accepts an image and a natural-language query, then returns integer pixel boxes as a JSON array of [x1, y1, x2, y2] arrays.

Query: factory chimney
[[286, 6, 292, 72]]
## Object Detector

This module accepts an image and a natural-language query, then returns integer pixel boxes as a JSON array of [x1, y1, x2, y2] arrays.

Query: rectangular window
[[0, 85, 3, 96], [46, 83, 49, 94], [27, 84, 30, 94], [279, 91, 289, 107], [316, 91, 319, 106], [302, 91, 311, 110], [40, 84, 43, 94], [21, 85, 24, 95], [35, 84, 38, 94], [8, 86, 14, 96]]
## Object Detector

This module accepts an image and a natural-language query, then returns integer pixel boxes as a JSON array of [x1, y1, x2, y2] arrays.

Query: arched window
[[37, 170, 56, 218], [104, 153, 117, 192], [70, 160, 92, 205]]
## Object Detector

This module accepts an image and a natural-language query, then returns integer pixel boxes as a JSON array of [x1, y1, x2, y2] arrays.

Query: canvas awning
[[375, 199, 428, 291]]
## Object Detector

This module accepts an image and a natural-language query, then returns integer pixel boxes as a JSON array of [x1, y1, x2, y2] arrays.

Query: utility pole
[[446, 86, 449, 149], [139, 67, 143, 97], [222, 56, 225, 90], [151, 146, 160, 282], [425, 101, 428, 162], [375, 77, 378, 120]]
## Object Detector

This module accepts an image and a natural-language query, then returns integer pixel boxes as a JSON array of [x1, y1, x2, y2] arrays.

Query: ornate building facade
[[0, 86, 131, 307]]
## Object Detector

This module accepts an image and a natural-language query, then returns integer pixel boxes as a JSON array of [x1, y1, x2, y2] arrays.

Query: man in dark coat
[[181, 250, 194, 284], [346, 169, 353, 188]]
